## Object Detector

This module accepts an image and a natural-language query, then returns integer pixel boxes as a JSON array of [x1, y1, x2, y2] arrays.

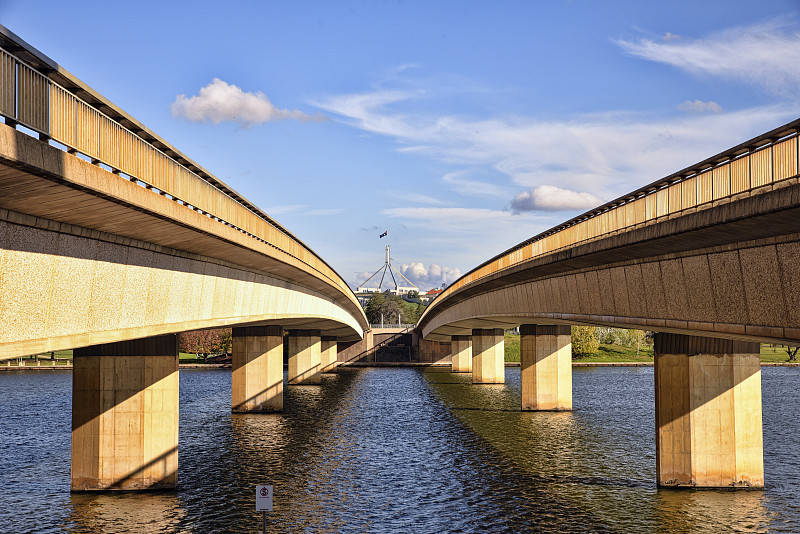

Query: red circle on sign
[[260, 487, 269, 497]]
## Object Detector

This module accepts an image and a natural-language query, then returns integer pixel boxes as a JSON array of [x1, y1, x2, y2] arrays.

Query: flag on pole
[[379, 230, 388, 238]]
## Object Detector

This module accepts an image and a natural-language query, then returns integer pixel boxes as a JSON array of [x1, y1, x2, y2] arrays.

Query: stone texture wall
[[0, 216, 362, 357]]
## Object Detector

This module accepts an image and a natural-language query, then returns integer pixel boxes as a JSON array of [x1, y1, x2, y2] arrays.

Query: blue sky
[[3, 1, 800, 290]]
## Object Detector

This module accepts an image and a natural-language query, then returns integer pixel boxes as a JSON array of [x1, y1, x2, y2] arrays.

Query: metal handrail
[[0, 24, 361, 312], [421, 117, 800, 323]]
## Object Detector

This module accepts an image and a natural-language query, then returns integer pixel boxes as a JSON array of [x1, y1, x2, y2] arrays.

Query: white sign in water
[[256, 486, 272, 512], [256, 485, 273, 512]]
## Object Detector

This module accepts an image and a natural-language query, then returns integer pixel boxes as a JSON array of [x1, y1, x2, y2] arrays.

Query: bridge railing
[[423, 118, 800, 318], [0, 29, 358, 309]]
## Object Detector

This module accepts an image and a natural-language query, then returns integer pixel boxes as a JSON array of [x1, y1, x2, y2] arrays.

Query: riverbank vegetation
[[504, 327, 799, 363], [364, 292, 426, 325], [6, 328, 799, 366]]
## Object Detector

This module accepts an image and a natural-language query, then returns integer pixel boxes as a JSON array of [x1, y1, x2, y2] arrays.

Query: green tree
[[364, 292, 387, 323], [572, 326, 599, 358], [179, 328, 227, 360], [365, 292, 426, 325], [219, 329, 233, 354], [618, 329, 647, 354]]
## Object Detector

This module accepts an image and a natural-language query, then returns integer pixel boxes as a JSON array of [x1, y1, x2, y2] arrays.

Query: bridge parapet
[[422, 118, 800, 324], [0, 24, 358, 314]]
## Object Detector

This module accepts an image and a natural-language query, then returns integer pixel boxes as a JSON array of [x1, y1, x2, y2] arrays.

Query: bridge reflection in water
[[3, 367, 795, 533]]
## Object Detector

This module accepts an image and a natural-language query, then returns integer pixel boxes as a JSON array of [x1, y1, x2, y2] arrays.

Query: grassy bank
[[3, 351, 210, 367], [503, 333, 800, 364]]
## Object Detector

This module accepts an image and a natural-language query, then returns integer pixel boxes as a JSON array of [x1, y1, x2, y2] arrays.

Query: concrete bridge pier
[[321, 337, 338, 373], [320, 336, 339, 373], [71, 335, 179, 491], [471, 329, 505, 384], [520, 325, 572, 411], [232, 326, 284, 412], [451, 335, 472, 373], [654, 333, 764, 488], [288, 330, 322, 384]]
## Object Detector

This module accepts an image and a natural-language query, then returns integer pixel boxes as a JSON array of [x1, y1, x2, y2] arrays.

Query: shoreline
[[5, 361, 799, 372]]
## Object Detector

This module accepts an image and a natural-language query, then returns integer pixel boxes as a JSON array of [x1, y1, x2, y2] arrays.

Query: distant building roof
[[425, 289, 443, 296]]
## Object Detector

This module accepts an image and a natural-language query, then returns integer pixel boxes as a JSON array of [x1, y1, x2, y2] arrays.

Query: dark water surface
[[1, 365, 800, 533]]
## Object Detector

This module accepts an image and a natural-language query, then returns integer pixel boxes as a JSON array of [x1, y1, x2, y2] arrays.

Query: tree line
[[364, 291, 426, 325], [571, 326, 651, 356], [178, 328, 232, 358]]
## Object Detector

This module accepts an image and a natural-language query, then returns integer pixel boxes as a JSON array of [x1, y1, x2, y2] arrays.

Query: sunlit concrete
[[232, 326, 283, 413], [520, 324, 572, 411], [654, 333, 763, 488], [71, 335, 178, 491], [288, 330, 321, 385], [450, 335, 472, 373], [471, 328, 504, 384], [0, 122, 367, 360], [321, 337, 338, 373]]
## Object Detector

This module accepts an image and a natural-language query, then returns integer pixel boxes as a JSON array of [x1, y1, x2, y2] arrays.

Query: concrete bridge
[[419, 116, 800, 489], [2, 23, 798, 494], [0, 26, 367, 491]]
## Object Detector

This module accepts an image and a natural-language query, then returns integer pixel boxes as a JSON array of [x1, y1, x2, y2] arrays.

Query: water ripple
[[0, 366, 797, 532]]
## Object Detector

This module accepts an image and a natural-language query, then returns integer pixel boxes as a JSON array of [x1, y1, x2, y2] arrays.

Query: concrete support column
[[471, 328, 505, 384], [654, 333, 763, 489], [288, 329, 322, 385], [232, 326, 283, 413], [520, 324, 572, 411], [321, 337, 338, 373], [450, 335, 472, 373], [71, 335, 178, 491]]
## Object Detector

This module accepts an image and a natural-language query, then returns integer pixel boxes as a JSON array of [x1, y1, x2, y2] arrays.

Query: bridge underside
[[422, 179, 800, 344], [0, 123, 364, 358], [0, 209, 361, 358]]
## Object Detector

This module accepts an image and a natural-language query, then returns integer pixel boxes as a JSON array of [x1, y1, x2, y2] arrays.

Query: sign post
[[256, 485, 273, 534]]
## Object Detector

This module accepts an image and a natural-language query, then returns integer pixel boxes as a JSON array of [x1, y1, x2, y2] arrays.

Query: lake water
[[1, 365, 799, 533]]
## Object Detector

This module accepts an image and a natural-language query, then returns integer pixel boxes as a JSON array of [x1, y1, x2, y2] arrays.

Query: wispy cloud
[[616, 20, 800, 97], [381, 206, 550, 265], [510, 185, 604, 213], [442, 170, 511, 197], [264, 204, 307, 215], [305, 208, 344, 216], [172, 78, 326, 127], [677, 99, 723, 113], [385, 191, 447, 205], [317, 84, 798, 200]]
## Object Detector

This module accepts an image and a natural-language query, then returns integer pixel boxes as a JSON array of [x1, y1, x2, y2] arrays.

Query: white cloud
[[171, 78, 325, 127], [616, 20, 800, 97], [353, 261, 459, 291], [317, 85, 799, 200], [510, 185, 604, 213], [397, 262, 462, 290], [677, 99, 723, 113]]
